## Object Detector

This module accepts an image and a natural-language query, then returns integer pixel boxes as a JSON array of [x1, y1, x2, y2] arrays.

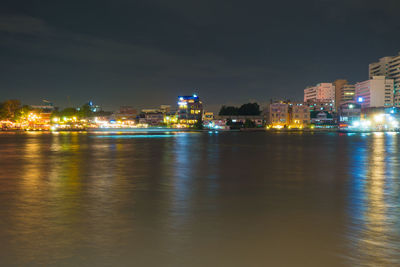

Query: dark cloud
[[0, 0, 400, 111]]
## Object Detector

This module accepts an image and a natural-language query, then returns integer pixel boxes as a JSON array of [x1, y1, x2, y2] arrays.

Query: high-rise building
[[334, 79, 348, 109], [355, 76, 394, 108], [340, 84, 356, 105], [177, 94, 203, 124], [369, 52, 400, 106], [304, 83, 335, 103], [333, 79, 355, 109]]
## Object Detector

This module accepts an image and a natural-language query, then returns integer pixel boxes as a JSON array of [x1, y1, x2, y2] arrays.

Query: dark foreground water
[[1, 131, 400, 266]]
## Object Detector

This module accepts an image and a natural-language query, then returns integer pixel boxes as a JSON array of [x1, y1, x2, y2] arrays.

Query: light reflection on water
[[1, 132, 400, 266], [347, 132, 400, 266]]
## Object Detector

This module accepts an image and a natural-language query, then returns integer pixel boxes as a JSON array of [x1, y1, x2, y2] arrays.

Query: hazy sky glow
[[1, 0, 400, 111]]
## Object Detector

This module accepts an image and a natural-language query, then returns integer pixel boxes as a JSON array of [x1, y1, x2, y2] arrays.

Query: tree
[[77, 104, 93, 118], [219, 103, 260, 116], [244, 119, 256, 128], [14, 105, 32, 122], [0, 99, 21, 120], [194, 118, 204, 130], [238, 103, 260, 115], [219, 106, 239, 116]]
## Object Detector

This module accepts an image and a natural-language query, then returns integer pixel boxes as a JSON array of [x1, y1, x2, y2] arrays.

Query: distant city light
[[357, 97, 363, 103]]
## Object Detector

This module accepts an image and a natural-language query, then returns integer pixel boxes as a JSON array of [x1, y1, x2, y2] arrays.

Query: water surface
[[0, 131, 399, 266]]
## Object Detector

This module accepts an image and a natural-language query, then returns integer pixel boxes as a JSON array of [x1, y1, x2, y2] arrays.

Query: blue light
[[357, 97, 363, 103], [94, 134, 179, 138], [193, 94, 197, 98]]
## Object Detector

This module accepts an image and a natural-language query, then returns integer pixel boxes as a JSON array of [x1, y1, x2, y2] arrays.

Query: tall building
[[334, 79, 355, 109], [304, 83, 335, 103], [334, 79, 348, 110], [355, 76, 394, 108], [177, 94, 203, 124], [340, 84, 356, 104], [369, 52, 400, 106]]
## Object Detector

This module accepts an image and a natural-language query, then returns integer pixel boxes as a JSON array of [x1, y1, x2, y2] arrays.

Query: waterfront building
[[177, 94, 203, 125], [203, 112, 214, 121], [216, 115, 265, 127], [30, 101, 55, 127], [291, 103, 310, 127], [160, 105, 171, 114], [355, 76, 394, 108], [269, 102, 290, 128], [304, 83, 335, 103], [115, 106, 137, 120], [269, 101, 309, 128], [338, 103, 361, 126], [369, 52, 400, 106], [310, 111, 334, 125], [144, 112, 164, 125]]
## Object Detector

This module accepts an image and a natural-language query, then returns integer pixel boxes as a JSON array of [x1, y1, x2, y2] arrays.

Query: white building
[[304, 83, 335, 103], [355, 76, 394, 108], [369, 52, 400, 106]]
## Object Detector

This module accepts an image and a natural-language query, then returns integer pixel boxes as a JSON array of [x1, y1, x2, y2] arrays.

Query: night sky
[[1, 0, 400, 111]]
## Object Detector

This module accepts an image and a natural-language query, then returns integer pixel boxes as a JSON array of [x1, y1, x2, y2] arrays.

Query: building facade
[[269, 102, 290, 127], [338, 103, 361, 125], [177, 94, 203, 125], [355, 76, 394, 108], [291, 103, 310, 127], [333, 79, 355, 109], [304, 83, 335, 103], [369, 52, 400, 106], [269, 101, 309, 128]]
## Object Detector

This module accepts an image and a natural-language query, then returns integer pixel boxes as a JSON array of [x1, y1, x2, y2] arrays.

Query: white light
[[374, 114, 384, 123]]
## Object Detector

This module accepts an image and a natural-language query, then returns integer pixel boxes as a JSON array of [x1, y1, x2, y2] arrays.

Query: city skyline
[[1, 0, 400, 110]]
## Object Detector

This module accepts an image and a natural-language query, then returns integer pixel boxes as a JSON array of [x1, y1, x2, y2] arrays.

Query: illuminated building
[[369, 52, 400, 106], [203, 112, 214, 121], [114, 106, 137, 120], [338, 103, 361, 126], [269, 102, 289, 128], [304, 83, 335, 103], [177, 94, 203, 125], [144, 112, 164, 125], [269, 101, 309, 128], [355, 76, 394, 108], [291, 103, 310, 127], [160, 105, 171, 114]]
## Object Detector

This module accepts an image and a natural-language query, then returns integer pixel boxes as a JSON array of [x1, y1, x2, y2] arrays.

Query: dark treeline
[[219, 103, 261, 116], [51, 104, 111, 119], [0, 99, 29, 121]]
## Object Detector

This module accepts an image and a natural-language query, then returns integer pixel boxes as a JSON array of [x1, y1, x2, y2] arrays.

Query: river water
[[0, 131, 400, 266]]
